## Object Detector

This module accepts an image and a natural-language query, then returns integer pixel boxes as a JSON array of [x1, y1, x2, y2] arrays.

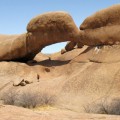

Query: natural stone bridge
[[0, 4, 120, 61]]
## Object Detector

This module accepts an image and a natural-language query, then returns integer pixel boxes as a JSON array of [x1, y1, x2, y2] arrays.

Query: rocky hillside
[[0, 45, 120, 119]]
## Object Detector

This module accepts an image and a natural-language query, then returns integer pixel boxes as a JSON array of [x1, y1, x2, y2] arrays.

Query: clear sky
[[0, 0, 120, 53]]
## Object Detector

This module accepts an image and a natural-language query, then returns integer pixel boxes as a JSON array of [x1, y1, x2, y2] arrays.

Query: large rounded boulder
[[79, 4, 120, 46], [80, 4, 120, 30], [26, 11, 80, 54]]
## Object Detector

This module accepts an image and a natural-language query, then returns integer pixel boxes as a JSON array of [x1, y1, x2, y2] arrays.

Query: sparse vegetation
[[83, 97, 120, 115], [83, 102, 108, 114], [105, 98, 120, 115], [0, 88, 56, 109], [0, 88, 19, 105], [17, 91, 40, 108], [17, 90, 56, 108]]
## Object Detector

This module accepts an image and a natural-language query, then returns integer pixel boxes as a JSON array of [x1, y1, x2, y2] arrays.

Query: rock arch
[[0, 11, 81, 61], [1, 5, 120, 61]]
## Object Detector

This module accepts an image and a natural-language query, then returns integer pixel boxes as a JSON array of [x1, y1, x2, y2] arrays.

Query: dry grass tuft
[[83, 97, 120, 115], [0, 88, 56, 109]]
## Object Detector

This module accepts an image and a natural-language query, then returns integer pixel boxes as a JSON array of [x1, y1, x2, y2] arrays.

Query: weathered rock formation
[[26, 11, 80, 59], [79, 4, 120, 46], [1, 5, 120, 61], [65, 41, 83, 51], [0, 12, 80, 61], [0, 34, 28, 61], [61, 41, 83, 54], [80, 4, 120, 30]]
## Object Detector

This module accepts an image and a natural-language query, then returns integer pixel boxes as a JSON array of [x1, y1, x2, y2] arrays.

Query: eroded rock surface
[[80, 4, 120, 30], [80, 4, 120, 46], [0, 12, 81, 61], [0, 105, 120, 120], [1, 5, 120, 61], [26, 11, 81, 57], [0, 34, 28, 61]]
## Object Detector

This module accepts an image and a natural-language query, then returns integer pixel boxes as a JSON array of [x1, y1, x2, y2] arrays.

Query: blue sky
[[0, 0, 120, 53]]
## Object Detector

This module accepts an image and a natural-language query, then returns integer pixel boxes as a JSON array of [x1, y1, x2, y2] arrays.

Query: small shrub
[[0, 88, 19, 105], [39, 92, 56, 106], [105, 98, 120, 115], [1, 88, 56, 109], [83, 97, 120, 115], [83, 103, 108, 114], [17, 91, 40, 108], [17, 90, 56, 108]]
